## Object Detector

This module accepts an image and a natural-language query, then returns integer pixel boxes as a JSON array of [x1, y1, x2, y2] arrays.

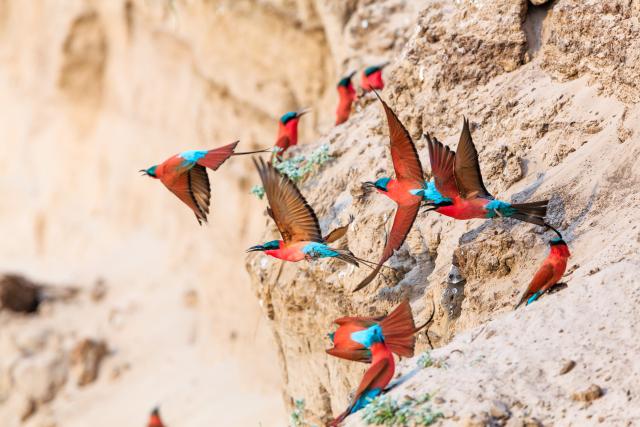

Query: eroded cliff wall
[[246, 1, 640, 425]]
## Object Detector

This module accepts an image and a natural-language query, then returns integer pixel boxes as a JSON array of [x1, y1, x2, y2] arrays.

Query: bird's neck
[[279, 120, 299, 144], [550, 244, 570, 259]]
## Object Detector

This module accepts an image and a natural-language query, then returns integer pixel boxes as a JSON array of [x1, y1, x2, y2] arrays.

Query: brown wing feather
[[375, 91, 423, 184], [454, 118, 492, 199], [161, 165, 210, 225], [254, 157, 323, 243], [353, 203, 420, 292], [425, 133, 459, 198]]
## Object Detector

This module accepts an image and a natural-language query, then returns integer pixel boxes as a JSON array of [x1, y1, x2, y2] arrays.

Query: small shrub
[[417, 351, 447, 369], [251, 145, 332, 198], [361, 393, 444, 426]]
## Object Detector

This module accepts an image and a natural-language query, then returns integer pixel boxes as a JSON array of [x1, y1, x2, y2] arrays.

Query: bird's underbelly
[[436, 199, 487, 219], [387, 181, 423, 206], [266, 243, 306, 262]]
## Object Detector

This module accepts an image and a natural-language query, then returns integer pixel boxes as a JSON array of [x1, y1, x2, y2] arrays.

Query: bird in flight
[[140, 141, 267, 225], [247, 158, 360, 266], [355, 91, 424, 292]]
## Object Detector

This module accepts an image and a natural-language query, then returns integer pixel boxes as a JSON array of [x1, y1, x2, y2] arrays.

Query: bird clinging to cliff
[[140, 141, 267, 225], [274, 109, 310, 158], [147, 407, 166, 427], [515, 230, 571, 308], [360, 62, 389, 92], [329, 336, 395, 426], [335, 71, 357, 125], [247, 158, 360, 265], [414, 119, 551, 227], [326, 299, 434, 363], [354, 91, 424, 292]]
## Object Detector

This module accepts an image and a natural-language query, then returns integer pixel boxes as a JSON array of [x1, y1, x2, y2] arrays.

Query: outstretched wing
[[454, 118, 492, 199], [353, 357, 390, 400], [323, 215, 355, 244], [425, 133, 459, 198], [254, 157, 323, 243], [196, 141, 239, 170], [353, 203, 420, 292], [375, 91, 423, 184], [161, 164, 210, 225]]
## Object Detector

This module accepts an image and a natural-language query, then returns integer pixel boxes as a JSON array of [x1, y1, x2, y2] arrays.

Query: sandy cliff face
[[246, 0, 640, 425]]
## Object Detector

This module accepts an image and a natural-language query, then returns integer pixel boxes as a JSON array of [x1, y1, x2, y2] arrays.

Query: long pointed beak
[[296, 108, 311, 118], [361, 181, 375, 189], [246, 245, 264, 253], [347, 70, 357, 80], [139, 169, 148, 176]]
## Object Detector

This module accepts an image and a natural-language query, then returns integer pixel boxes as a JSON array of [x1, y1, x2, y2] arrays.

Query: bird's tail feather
[[233, 148, 273, 155], [335, 249, 359, 267], [379, 300, 416, 358], [510, 200, 548, 226]]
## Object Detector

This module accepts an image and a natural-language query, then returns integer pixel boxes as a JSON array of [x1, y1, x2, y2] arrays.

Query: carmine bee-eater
[[147, 407, 165, 427], [360, 62, 389, 92], [515, 231, 570, 308], [414, 119, 550, 227], [274, 108, 310, 157], [247, 158, 360, 265], [329, 341, 395, 426], [355, 91, 425, 292], [336, 71, 357, 125], [140, 141, 267, 225], [326, 299, 434, 363]]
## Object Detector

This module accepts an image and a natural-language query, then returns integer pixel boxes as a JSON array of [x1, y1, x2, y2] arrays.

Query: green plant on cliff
[[417, 351, 447, 369], [361, 393, 443, 426], [289, 399, 318, 427], [250, 145, 332, 199]]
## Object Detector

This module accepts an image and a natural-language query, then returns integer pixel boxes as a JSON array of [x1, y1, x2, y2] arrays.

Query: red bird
[[355, 91, 424, 292], [247, 158, 360, 266], [147, 407, 165, 427], [329, 342, 395, 426], [140, 141, 266, 224], [326, 300, 433, 363], [360, 62, 389, 92], [335, 71, 357, 125], [274, 109, 310, 157], [418, 120, 550, 226], [515, 233, 571, 308]]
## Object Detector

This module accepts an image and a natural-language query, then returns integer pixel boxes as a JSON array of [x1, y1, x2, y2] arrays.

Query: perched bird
[[147, 407, 165, 427], [360, 62, 389, 92], [414, 119, 550, 226], [140, 141, 267, 225], [274, 109, 310, 157], [515, 232, 571, 308], [329, 341, 395, 426], [355, 92, 424, 292], [335, 71, 357, 125], [326, 299, 434, 363], [247, 158, 359, 265]]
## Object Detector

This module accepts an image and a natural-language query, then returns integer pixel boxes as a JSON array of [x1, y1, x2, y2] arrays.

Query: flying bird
[[515, 231, 570, 308], [274, 109, 310, 157], [247, 158, 359, 265], [329, 340, 395, 426], [326, 299, 434, 363], [414, 119, 550, 226], [355, 92, 424, 292], [360, 62, 389, 92], [147, 407, 166, 427], [140, 141, 267, 225], [336, 71, 357, 125]]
